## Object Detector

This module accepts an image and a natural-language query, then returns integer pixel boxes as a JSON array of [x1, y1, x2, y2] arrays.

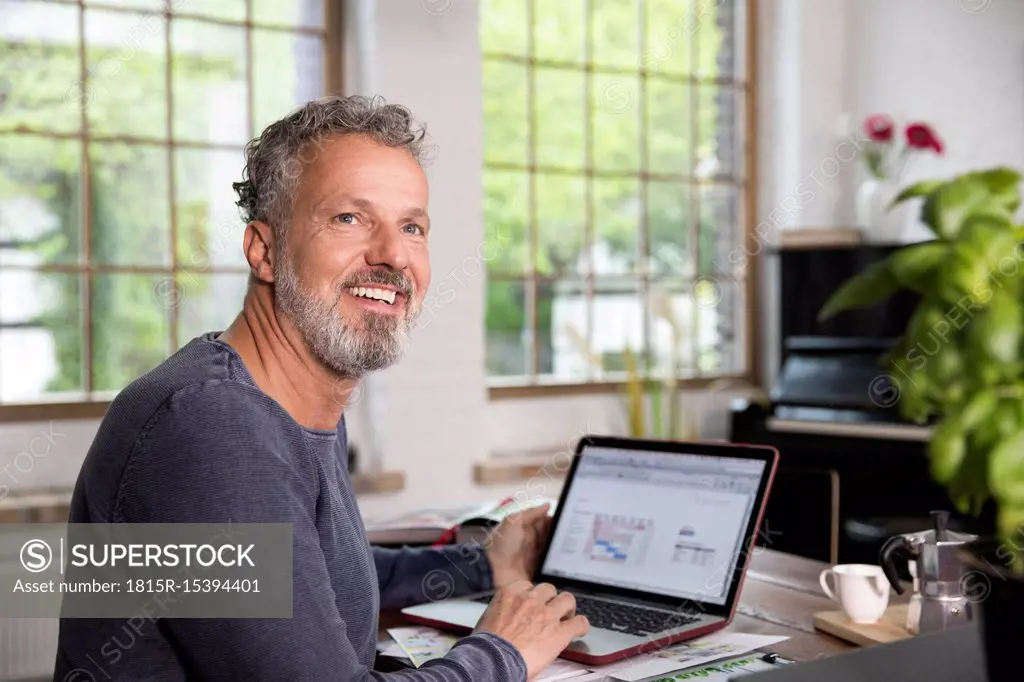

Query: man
[[54, 95, 588, 681]]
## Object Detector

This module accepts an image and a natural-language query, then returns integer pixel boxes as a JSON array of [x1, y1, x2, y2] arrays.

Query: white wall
[[763, 0, 1024, 233], [0, 420, 94, 497], [4, 0, 1024, 519], [847, 0, 1024, 185]]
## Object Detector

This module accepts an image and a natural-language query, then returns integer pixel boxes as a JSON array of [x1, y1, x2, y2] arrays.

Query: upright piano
[[732, 243, 988, 565]]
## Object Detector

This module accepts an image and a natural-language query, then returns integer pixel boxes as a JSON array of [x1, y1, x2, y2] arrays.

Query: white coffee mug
[[819, 564, 890, 624]]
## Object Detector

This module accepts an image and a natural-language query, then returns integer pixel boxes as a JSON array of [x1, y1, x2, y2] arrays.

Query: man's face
[[273, 134, 430, 377]]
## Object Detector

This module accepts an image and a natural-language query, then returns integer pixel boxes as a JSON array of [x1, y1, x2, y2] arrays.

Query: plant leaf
[[948, 243, 995, 307], [623, 346, 645, 437], [997, 504, 1024, 539], [650, 376, 663, 439], [960, 391, 998, 431], [893, 359, 935, 425], [924, 343, 963, 387], [817, 261, 899, 321], [965, 203, 1015, 226], [958, 398, 1020, 515], [930, 417, 967, 485], [890, 179, 945, 206], [921, 176, 989, 239], [970, 167, 1022, 213], [887, 242, 947, 293], [976, 398, 1022, 450], [989, 426, 1024, 505], [951, 440, 993, 517], [907, 303, 947, 350], [960, 214, 1017, 266], [970, 289, 1022, 365]]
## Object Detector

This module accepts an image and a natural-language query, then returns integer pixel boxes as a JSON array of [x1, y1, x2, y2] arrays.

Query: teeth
[[347, 286, 396, 305]]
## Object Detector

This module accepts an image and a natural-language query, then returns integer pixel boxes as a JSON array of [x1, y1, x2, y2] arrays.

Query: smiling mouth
[[347, 286, 400, 306]]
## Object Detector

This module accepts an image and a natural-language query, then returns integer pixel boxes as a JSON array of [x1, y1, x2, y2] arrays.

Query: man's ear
[[243, 220, 276, 283]]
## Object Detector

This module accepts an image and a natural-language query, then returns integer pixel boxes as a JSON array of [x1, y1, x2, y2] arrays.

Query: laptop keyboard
[[472, 594, 697, 637]]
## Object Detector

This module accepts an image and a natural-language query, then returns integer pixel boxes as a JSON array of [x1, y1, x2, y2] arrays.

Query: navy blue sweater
[[54, 333, 526, 681]]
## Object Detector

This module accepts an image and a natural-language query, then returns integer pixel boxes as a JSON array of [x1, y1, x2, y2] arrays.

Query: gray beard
[[274, 253, 415, 379]]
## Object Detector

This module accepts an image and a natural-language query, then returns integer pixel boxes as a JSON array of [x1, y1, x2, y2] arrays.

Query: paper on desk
[[594, 633, 788, 681], [375, 639, 409, 659], [534, 658, 593, 681], [645, 653, 780, 681], [384, 628, 590, 679], [553, 674, 606, 682], [387, 626, 458, 667]]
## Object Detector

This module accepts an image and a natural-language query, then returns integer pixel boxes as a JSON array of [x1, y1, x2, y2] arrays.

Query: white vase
[[855, 178, 917, 244]]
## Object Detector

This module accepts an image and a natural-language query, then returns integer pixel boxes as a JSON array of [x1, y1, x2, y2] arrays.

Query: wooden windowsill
[[0, 488, 73, 523], [474, 456, 571, 486], [0, 488, 73, 511], [351, 470, 406, 495], [0, 401, 112, 423], [0, 472, 405, 524], [2, 377, 758, 419], [488, 375, 754, 400]]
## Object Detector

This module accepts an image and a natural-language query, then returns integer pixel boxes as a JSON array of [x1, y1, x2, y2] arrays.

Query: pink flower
[[905, 123, 944, 154], [864, 114, 895, 143]]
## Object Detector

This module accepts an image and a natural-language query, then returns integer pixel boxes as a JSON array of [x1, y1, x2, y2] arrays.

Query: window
[[0, 0, 340, 409], [481, 0, 753, 390]]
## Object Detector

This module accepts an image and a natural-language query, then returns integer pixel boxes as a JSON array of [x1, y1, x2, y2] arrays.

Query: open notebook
[[364, 497, 557, 546]]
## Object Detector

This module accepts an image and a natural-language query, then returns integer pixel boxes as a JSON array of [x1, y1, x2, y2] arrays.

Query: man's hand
[[485, 503, 552, 588], [475, 581, 589, 680]]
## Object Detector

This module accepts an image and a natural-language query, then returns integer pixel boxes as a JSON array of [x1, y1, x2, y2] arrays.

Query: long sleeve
[[373, 543, 494, 610], [57, 381, 526, 682]]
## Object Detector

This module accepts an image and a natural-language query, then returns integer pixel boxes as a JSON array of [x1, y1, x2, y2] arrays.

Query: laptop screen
[[539, 445, 767, 606]]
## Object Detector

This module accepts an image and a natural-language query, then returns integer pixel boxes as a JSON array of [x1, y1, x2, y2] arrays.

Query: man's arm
[[113, 382, 526, 682], [372, 543, 491, 610]]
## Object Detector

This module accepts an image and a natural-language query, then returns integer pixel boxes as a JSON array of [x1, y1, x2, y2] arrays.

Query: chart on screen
[[585, 514, 653, 564]]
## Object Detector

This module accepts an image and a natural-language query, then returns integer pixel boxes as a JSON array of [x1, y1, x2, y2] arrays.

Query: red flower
[[905, 123, 944, 154], [864, 114, 895, 143]]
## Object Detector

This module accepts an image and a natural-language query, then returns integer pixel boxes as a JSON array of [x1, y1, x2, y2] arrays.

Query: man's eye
[[403, 223, 424, 235], [336, 213, 356, 224]]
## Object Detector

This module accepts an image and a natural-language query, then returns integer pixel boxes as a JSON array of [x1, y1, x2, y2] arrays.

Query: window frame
[[0, 0, 346, 422], [484, 0, 761, 400]]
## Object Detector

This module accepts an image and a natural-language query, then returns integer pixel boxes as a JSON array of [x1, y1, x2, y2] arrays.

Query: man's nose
[[365, 225, 410, 271]]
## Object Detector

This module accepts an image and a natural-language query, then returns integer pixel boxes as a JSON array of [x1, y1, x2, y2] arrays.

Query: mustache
[[340, 268, 413, 297]]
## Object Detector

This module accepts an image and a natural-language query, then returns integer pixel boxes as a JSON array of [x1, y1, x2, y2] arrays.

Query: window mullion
[[79, 1, 94, 397], [638, 0, 651, 383], [584, 0, 595, 383], [527, 0, 539, 379], [689, 0, 702, 378], [165, 0, 180, 351]]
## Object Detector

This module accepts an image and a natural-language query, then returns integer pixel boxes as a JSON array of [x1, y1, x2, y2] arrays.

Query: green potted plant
[[818, 166, 1024, 679]]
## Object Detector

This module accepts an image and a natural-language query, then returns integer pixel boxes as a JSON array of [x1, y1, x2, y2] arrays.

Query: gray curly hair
[[233, 95, 427, 233]]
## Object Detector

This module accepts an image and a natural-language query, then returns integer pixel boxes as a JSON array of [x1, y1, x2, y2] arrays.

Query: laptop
[[402, 435, 779, 666]]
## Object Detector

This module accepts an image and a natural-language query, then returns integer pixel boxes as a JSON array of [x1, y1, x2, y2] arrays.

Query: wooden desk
[[729, 547, 859, 661], [379, 549, 902, 672]]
